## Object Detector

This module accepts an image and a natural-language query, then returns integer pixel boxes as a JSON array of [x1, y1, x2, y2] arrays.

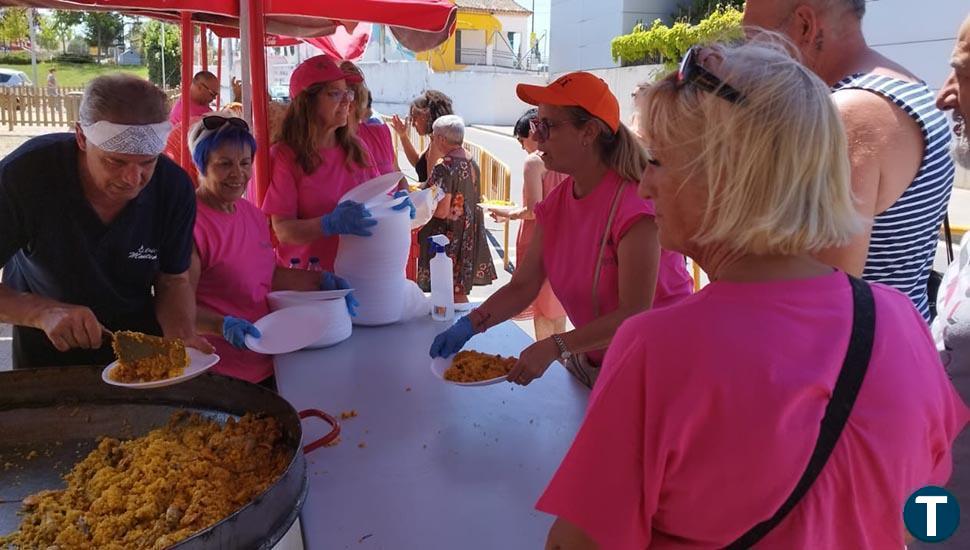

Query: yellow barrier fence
[[385, 116, 513, 271]]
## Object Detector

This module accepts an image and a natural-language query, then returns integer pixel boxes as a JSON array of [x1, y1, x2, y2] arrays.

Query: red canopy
[[0, 0, 457, 50]]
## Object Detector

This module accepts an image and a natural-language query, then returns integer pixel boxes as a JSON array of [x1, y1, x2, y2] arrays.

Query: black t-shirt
[[0, 133, 196, 367]]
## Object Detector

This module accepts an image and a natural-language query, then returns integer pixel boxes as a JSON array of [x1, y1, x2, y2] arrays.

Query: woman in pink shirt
[[430, 72, 693, 387], [491, 108, 568, 341], [261, 55, 412, 270], [539, 41, 969, 549], [186, 114, 355, 385], [340, 60, 400, 177]]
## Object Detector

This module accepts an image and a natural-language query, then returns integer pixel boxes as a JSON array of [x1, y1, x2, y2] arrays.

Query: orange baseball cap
[[516, 72, 620, 133]]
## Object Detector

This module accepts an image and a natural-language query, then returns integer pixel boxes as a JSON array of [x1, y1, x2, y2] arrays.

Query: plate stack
[[334, 172, 425, 326], [263, 290, 354, 349]]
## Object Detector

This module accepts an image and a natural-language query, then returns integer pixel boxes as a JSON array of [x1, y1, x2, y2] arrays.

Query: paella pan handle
[[298, 409, 341, 454]]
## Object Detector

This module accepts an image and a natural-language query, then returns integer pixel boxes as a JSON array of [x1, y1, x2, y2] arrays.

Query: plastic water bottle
[[307, 257, 323, 272], [429, 234, 454, 321], [289, 257, 301, 270]]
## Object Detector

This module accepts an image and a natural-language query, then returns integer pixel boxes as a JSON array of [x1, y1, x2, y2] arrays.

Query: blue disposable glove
[[429, 316, 476, 358], [223, 316, 261, 349], [321, 271, 359, 317], [391, 190, 417, 220], [321, 200, 378, 237]]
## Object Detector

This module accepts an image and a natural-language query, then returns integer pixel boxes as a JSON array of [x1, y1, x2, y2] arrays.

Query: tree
[[83, 11, 123, 61], [0, 8, 29, 49], [143, 20, 180, 87], [50, 10, 83, 53], [671, 0, 746, 25], [37, 12, 61, 52]]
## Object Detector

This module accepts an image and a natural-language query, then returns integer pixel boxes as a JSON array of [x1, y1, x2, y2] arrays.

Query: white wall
[[359, 60, 547, 126], [496, 14, 531, 59], [550, 0, 680, 74], [863, 0, 966, 91], [583, 64, 665, 126]]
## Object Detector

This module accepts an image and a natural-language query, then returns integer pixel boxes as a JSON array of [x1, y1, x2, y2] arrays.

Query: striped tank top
[[832, 73, 954, 321]]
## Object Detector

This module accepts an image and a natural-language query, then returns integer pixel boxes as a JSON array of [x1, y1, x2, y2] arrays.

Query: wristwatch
[[551, 333, 572, 362]]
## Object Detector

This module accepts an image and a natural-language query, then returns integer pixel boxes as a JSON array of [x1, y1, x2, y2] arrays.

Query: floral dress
[[416, 150, 497, 295]]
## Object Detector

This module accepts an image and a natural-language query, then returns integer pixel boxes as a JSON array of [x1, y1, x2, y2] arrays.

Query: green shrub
[[0, 52, 32, 65], [611, 5, 743, 68], [52, 52, 95, 64]]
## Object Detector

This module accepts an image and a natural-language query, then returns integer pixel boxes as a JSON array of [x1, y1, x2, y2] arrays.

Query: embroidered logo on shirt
[[128, 246, 158, 261]]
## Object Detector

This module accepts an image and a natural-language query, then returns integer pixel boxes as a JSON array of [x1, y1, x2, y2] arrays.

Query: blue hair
[[192, 125, 257, 174]]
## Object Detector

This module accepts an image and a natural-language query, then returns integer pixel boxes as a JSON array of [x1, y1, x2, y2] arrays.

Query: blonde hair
[[280, 83, 369, 174], [565, 106, 647, 182], [642, 39, 862, 255]]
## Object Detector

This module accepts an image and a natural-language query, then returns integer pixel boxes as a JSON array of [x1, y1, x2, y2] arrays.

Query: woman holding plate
[[187, 114, 355, 386]]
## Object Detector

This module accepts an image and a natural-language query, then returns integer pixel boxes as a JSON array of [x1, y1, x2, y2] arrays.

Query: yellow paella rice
[[0, 412, 292, 550], [110, 331, 188, 383], [444, 350, 517, 383]]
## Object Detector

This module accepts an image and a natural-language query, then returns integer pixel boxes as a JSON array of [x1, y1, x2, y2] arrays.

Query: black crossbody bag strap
[[724, 276, 876, 549]]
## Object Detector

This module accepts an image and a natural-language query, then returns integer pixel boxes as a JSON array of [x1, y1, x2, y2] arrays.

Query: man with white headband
[[0, 73, 213, 368]]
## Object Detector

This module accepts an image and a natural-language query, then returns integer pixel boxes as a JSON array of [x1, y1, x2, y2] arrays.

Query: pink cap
[[289, 55, 363, 99]]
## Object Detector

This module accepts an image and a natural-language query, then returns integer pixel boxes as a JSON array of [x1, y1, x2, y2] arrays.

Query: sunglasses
[[677, 46, 746, 104], [201, 115, 249, 131], [199, 81, 219, 99], [323, 89, 356, 103], [529, 117, 573, 143]]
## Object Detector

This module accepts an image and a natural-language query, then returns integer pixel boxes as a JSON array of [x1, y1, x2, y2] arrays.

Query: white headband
[[81, 120, 172, 155]]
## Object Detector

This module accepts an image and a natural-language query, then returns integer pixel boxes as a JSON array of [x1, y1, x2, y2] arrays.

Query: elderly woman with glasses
[[261, 55, 412, 270], [430, 72, 692, 388], [537, 42, 968, 550], [187, 114, 355, 386], [415, 115, 497, 303]]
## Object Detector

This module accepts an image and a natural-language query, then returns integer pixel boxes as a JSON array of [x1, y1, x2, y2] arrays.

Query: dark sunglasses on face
[[529, 117, 573, 143], [677, 46, 746, 104], [201, 115, 250, 131]]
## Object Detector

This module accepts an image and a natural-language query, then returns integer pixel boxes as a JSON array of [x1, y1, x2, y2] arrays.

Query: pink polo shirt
[[169, 96, 212, 126], [194, 198, 276, 382], [534, 170, 692, 363], [537, 271, 969, 549], [261, 142, 380, 270], [357, 123, 396, 175]]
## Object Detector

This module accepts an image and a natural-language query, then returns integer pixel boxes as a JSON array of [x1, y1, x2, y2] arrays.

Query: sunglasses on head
[[677, 46, 746, 104], [201, 115, 249, 131]]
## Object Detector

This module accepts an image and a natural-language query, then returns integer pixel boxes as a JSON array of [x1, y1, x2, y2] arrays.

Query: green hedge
[[52, 53, 96, 64], [611, 6, 743, 68], [0, 52, 33, 65]]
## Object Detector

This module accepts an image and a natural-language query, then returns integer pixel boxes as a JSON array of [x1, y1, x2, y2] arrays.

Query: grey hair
[[432, 114, 465, 146], [79, 73, 169, 126]]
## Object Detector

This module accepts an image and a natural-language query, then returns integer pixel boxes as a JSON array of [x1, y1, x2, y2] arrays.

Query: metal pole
[[200, 25, 208, 72], [160, 23, 166, 89], [216, 37, 223, 109], [380, 25, 386, 62], [246, 0, 271, 207], [240, 4, 253, 125], [180, 13, 193, 172], [28, 9, 38, 89]]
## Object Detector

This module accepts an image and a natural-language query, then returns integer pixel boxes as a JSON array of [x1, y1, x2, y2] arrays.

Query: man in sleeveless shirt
[[744, 0, 955, 321]]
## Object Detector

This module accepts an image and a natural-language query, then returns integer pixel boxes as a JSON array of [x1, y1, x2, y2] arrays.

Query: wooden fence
[[0, 86, 85, 130], [386, 117, 514, 271]]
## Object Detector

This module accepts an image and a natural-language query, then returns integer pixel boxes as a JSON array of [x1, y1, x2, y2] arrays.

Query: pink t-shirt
[[537, 271, 969, 549], [169, 96, 213, 126], [261, 142, 381, 270], [357, 123, 396, 175], [534, 170, 692, 362], [194, 198, 276, 382]]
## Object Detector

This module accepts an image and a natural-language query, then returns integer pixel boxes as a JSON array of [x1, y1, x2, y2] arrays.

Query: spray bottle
[[429, 234, 454, 321]]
